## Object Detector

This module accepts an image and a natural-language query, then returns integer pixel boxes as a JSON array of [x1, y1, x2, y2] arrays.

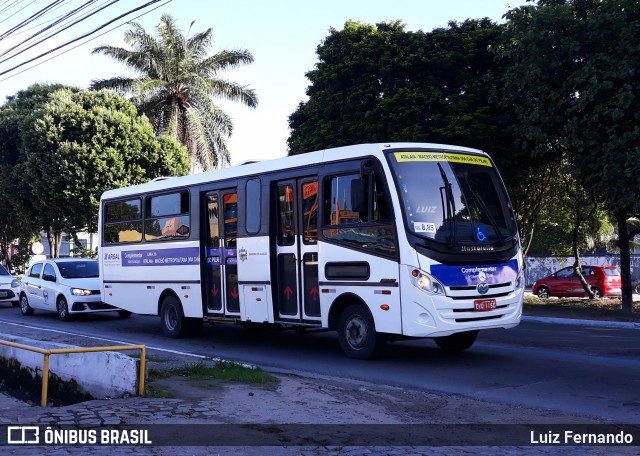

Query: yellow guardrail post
[[41, 353, 50, 407], [139, 345, 146, 397], [0, 340, 146, 407]]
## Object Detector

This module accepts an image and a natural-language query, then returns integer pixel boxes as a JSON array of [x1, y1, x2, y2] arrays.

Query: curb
[[522, 315, 640, 329]]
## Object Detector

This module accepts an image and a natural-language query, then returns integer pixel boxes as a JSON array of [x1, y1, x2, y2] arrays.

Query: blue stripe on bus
[[430, 260, 518, 286], [121, 247, 200, 266]]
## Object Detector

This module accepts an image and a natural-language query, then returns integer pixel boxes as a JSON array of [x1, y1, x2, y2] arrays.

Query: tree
[[0, 84, 73, 266], [20, 88, 190, 257], [91, 14, 258, 172], [496, 0, 640, 313], [526, 168, 608, 259], [287, 19, 549, 250], [289, 20, 513, 154]]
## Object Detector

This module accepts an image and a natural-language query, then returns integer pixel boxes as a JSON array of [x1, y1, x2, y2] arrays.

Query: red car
[[532, 265, 621, 298]]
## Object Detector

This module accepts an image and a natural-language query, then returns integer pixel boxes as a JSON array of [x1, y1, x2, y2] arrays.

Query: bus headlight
[[410, 269, 444, 295], [71, 288, 92, 296]]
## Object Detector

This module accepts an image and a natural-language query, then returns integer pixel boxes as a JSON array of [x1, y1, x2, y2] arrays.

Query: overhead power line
[[0, 0, 66, 41], [0, 0, 172, 79], [0, 1, 107, 62]]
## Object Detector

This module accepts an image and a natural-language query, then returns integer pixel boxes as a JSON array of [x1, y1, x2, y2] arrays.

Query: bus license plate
[[474, 299, 496, 311]]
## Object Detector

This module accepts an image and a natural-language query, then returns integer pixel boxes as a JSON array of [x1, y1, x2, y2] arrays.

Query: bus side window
[[324, 174, 362, 225], [103, 198, 143, 244], [246, 179, 261, 235], [223, 193, 238, 247], [144, 191, 190, 241], [207, 194, 220, 247], [322, 172, 397, 258], [277, 184, 295, 245], [302, 181, 318, 244]]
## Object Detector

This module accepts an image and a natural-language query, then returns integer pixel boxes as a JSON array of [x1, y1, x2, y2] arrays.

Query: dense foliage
[[0, 86, 189, 258], [0, 84, 73, 266], [495, 0, 640, 312], [288, 19, 512, 156]]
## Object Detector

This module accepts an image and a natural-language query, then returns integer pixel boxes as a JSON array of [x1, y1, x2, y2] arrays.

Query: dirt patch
[[144, 371, 604, 425]]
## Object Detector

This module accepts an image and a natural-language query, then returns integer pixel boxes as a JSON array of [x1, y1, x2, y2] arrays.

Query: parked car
[[19, 258, 131, 320], [0, 264, 20, 308], [532, 265, 621, 299]]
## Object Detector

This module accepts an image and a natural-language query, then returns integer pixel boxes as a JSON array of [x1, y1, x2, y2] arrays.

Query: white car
[[0, 264, 20, 308], [19, 258, 131, 320]]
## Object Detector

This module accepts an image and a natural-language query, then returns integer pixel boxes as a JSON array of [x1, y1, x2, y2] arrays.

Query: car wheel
[[434, 330, 479, 352], [338, 304, 384, 359], [536, 286, 550, 298], [19, 294, 33, 316], [57, 296, 70, 321], [591, 287, 602, 299], [117, 310, 132, 319]]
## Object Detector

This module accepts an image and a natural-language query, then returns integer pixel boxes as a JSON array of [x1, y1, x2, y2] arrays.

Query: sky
[[0, 0, 528, 166]]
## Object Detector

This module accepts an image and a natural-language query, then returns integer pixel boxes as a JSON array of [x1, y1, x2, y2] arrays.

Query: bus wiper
[[464, 178, 506, 246], [437, 163, 456, 247]]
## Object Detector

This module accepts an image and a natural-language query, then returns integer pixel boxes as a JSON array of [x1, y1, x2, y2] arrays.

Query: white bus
[[98, 143, 524, 358]]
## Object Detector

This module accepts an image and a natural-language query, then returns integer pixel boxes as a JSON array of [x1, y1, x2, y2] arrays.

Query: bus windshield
[[387, 150, 517, 247]]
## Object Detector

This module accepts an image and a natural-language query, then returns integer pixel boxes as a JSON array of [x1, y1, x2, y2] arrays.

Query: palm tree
[[91, 14, 258, 171]]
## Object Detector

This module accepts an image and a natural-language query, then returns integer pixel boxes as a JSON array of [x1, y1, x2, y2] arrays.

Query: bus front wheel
[[160, 296, 186, 338], [338, 304, 383, 359], [433, 330, 478, 352]]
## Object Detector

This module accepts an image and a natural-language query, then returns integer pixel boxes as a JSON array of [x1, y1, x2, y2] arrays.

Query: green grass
[[148, 361, 278, 384]]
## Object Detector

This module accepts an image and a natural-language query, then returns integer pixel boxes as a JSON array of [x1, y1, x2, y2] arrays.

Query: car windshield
[[604, 268, 620, 276], [56, 261, 99, 279], [0, 264, 9, 276], [387, 150, 518, 247]]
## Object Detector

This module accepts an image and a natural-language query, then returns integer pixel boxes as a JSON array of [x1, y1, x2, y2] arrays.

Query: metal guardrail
[[0, 340, 146, 407]]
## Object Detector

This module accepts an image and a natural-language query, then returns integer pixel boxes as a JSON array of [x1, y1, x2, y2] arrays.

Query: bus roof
[[100, 142, 485, 201]]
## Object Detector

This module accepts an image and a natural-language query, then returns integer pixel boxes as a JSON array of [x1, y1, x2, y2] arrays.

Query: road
[[0, 306, 638, 423]]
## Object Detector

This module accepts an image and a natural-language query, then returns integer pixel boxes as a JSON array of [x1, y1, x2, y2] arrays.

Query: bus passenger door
[[203, 189, 240, 316], [274, 178, 320, 323]]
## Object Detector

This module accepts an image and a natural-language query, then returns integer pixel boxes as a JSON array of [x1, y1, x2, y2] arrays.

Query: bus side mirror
[[350, 179, 366, 214]]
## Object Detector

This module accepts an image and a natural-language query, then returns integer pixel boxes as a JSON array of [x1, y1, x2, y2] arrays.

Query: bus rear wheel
[[160, 296, 187, 338], [433, 330, 478, 352], [338, 304, 383, 359]]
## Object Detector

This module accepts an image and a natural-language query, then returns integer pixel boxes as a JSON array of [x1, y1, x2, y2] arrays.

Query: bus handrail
[[0, 339, 146, 407]]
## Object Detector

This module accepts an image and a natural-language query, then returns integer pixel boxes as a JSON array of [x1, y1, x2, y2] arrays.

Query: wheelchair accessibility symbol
[[476, 226, 488, 242]]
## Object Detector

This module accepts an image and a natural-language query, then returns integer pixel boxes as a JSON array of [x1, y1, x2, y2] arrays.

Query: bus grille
[[449, 281, 511, 291]]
